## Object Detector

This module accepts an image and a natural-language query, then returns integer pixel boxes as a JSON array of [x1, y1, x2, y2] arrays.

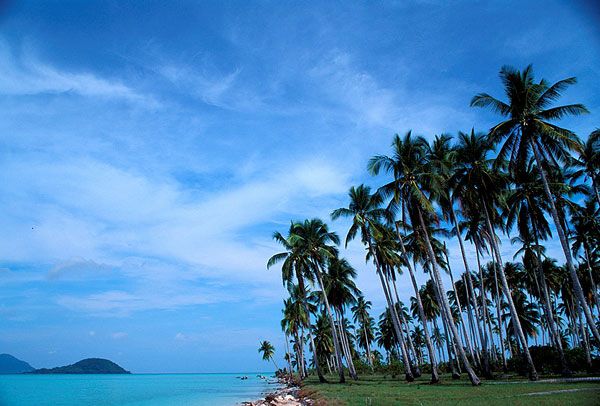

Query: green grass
[[301, 374, 600, 405]]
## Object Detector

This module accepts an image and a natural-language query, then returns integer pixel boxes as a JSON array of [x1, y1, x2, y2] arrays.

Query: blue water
[[0, 373, 278, 406]]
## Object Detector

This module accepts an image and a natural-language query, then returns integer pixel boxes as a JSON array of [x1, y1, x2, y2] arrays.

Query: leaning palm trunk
[[295, 274, 327, 382], [306, 331, 326, 382], [533, 230, 570, 376], [578, 305, 593, 368], [325, 357, 332, 374], [463, 283, 481, 354], [293, 331, 304, 378], [284, 334, 293, 377], [339, 312, 358, 380], [336, 319, 352, 374], [312, 262, 346, 383], [392, 278, 421, 377], [416, 207, 480, 385], [481, 200, 538, 380], [366, 235, 415, 381], [444, 245, 477, 365], [531, 141, 600, 344], [450, 210, 492, 377], [394, 223, 440, 383], [300, 331, 308, 377], [475, 244, 494, 363], [362, 324, 373, 368], [430, 274, 461, 379], [583, 244, 600, 316], [378, 267, 415, 381], [489, 247, 508, 370], [402, 314, 421, 375]]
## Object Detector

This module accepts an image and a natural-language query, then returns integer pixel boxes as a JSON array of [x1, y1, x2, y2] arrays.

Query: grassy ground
[[300, 373, 600, 405]]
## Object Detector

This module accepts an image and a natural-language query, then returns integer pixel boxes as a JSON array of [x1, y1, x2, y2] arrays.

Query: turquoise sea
[[0, 373, 277, 406]]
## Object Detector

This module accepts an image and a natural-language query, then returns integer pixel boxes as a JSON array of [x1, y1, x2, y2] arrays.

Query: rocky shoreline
[[241, 376, 314, 406]]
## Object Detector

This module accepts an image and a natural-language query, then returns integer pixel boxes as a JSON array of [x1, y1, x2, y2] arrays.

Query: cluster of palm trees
[[267, 65, 599, 386]]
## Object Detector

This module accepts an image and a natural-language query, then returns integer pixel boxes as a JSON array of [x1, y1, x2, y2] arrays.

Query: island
[[0, 354, 35, 374], [27, 358, 130, 374]]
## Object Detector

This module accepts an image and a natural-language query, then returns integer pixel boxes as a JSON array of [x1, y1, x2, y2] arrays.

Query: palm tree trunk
[[430, 274, 461, 379], [532, 229, 570, 376], [365, 233, 415, 382], [489, 247, 508, 371], [578, 305, 593, 368], [339, 312, 358, 380], [443, 242, 477, 366], [462, 276, 483, 366], [531, 141, 600, 344], [295, 273, 327, 382], [362, 324, 373, 368], [300, 331, 308, 377], [474, 242, 494, 366], [377, 265, 415, 382], [583, 243, 600, 316], [394, 223, 440, 383], [307, 331, 327, 382], [336, 317, 351, 374], [284, 334, 293, 378], [312, 262, 346, 383], [402, 317, 421, 375], [392, 277, 422, 377], [450, 209, 492, 377], [271, 357, 280, 372], [481, 199, 538, 380], [293, 331, 303, 378], [416, 207, 480, 385], [464, 289, 480, 355]]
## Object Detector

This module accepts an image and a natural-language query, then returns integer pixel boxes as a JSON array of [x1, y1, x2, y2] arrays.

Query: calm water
[[0, 373, 277, 406]]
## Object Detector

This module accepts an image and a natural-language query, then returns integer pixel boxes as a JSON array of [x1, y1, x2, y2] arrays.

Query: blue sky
[[0, 0, 599, 373]]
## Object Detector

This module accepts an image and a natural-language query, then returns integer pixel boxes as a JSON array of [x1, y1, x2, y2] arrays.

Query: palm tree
[[290, 218, 347, 383], [312, 313, 335, 373], [268, 223, 327, 382], [258, 340, 279, 371], [376, 308, 398, 362], [351, 295, 374, 367], [505, 159, 571, 375], [427, 132, 490, 376], [501, 292, 540, 344], [369, 131, 480, 385], [332, 184, 416, 382], [453, 129, 539, 380], [324, 255, 360, 379], [333, 182, 439, 383], [571, 197, 600, 315], [471, 65, 600, 344], [372, 225, 422, 377], [281, 294, 309, 378], [572, 129, 600, 206]]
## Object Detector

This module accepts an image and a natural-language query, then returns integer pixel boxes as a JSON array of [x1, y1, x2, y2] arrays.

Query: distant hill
[[0, 354, 34, 374], [28, 358, 130, 374]]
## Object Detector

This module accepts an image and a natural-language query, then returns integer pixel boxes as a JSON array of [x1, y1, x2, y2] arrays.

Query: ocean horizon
[[0, 373, 277, 406]]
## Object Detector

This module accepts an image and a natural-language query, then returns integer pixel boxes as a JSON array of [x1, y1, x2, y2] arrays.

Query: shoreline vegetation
[[258, 64, 600, 403]]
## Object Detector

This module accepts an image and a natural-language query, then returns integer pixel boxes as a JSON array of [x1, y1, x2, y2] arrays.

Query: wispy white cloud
[[0, 152, 348, 315], [308, 51, 399, 128], [0, 40, 156, 106], [47, 258, 113, 281], [158, 63, 265, 111], [308, 50, 476, 136]]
